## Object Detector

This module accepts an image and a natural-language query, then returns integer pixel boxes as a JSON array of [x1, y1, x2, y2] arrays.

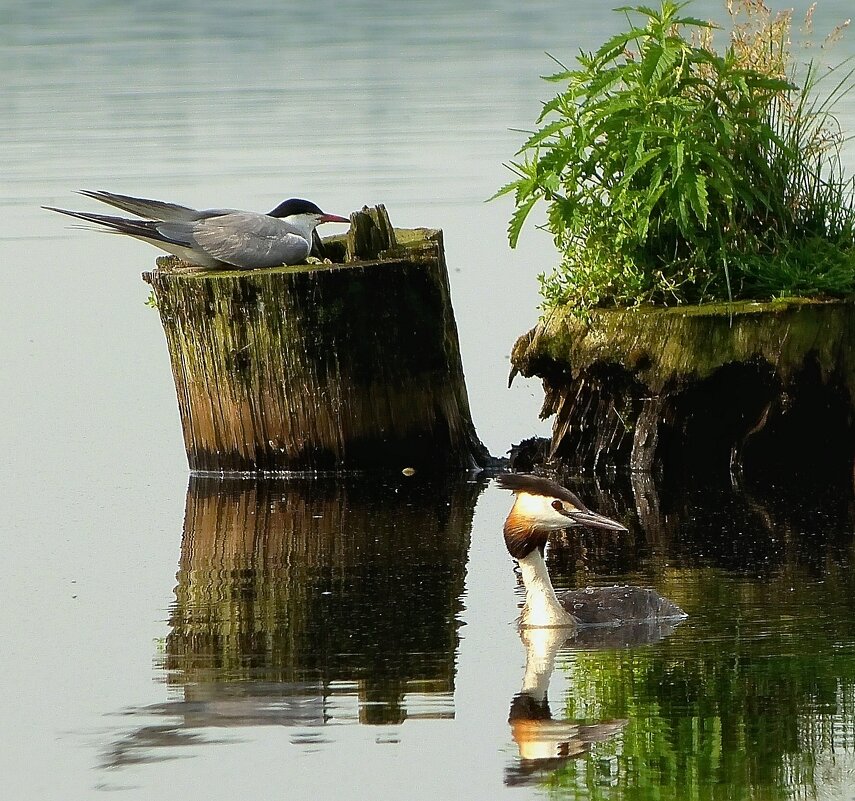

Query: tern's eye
[[551, 500, 564, 512]]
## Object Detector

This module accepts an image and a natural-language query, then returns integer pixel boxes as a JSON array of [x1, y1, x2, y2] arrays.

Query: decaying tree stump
[[144, 206, 489, 473], [510, 299, 855, 481]]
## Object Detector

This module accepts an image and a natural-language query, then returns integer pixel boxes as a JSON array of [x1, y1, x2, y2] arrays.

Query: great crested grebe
[[497, 473, 686, 628], [44, 191, 349, 269]]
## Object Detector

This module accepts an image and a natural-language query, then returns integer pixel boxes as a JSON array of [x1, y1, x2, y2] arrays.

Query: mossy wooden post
[[510, 299, 855, 483], [143, 206, 489, 473]]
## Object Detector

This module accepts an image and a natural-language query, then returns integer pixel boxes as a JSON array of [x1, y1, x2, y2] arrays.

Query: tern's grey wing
[[189, 212, 311, 269], [78, 190, 208, 221], [152, 220, 199, 247]]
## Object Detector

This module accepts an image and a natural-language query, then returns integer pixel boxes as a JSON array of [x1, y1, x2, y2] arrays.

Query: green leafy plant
[[496, 0, 855, 311]]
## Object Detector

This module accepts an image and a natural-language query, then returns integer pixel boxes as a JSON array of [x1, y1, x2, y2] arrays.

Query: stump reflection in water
[[164, 473, 483, 727], [99, 471, 855, 798]]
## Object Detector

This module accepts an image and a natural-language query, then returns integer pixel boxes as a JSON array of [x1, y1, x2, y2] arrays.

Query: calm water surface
[[2, 2, 854, 800], [86, 475, 855, 799]]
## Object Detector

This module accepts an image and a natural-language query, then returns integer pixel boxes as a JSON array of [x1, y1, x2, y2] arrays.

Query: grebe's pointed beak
[[320, 213, 350, 224], [563, 508, 627, 532]]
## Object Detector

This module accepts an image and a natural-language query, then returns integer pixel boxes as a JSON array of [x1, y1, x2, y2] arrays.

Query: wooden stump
[[510, 299, 855, 482], [143, 206, 489, 473]]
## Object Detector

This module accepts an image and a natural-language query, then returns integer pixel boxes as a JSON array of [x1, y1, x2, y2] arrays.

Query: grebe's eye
[[551, 500, 563, 511]]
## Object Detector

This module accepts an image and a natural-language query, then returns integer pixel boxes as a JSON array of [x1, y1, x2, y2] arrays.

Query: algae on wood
[[144, 207, 489, 473], [511, 299, 855, 479]]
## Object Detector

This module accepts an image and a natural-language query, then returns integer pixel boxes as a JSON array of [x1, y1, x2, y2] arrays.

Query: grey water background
[[1, 2, 854, 799]]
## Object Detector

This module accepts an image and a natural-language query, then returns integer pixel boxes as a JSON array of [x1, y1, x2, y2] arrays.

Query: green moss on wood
[[511, 298, 854, 476], [513, 298, 855, 399]]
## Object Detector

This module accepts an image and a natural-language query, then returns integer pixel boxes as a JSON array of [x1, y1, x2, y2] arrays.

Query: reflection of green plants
[[496, 0, 855, 311], [546, 568, 855, 800]]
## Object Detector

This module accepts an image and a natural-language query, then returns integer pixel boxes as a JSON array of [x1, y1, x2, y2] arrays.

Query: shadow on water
[[102, 472, 484, 768]]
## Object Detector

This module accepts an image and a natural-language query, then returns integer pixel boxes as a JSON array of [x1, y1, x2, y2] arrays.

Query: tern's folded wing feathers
[[189, 212, 311, 269], [78, 190, 208, 222], [153, 221, 199, 247]]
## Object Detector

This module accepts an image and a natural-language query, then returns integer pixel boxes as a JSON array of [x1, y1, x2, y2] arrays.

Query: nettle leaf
[[497, 164, 541, 207], [519, 119, 571, 152], [539, 145, 576, 179], [638, 123, 673, 139], [574, 51, 596, 70], [707, 175, 734, 208], [639, 39, 684, 87], [693, 141, 734, 176], [649, 161, 666, 194], [675, 187, 691, 230], [508, 196, 539, 248], [673, 140, 685, 176], [672, 15, 717, 28], [640, 43, 664, 85], [486, 178, 523, 202], [652, 42, 681, 84], [691, 172, 709, 226], [732, 75, 750, 96], [594, 28, 649, 63], [537, 95, 564, 122], [639, 184, 668, 233], [751, 76, 796, 92], [627, 5, 666, 21], [586, 67, 627, 99], [542, 172, 561, 194], [620, 147, 662, 185], [542, 69, 575, 83], [548, 196, 577, 230]]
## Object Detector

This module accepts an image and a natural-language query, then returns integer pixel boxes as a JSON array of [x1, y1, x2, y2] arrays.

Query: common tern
[[44, 190, 350, 269]]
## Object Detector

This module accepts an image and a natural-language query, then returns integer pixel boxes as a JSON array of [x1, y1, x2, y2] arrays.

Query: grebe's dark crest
[[497, 473, 626, 563]]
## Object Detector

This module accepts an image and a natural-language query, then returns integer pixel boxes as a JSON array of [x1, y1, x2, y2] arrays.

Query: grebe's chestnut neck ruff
[[497, 473, 686, 628]]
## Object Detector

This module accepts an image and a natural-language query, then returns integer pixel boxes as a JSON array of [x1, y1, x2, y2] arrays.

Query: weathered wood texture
[[165, 475, 480, 722], [511, 299, 855, 481], [144, 208, 488, 473]]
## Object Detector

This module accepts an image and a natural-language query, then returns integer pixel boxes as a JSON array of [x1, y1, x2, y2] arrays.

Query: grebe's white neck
[[517, 549, 576, 628]]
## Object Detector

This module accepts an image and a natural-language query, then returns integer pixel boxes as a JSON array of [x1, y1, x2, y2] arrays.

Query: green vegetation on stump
[[496, 0, 855, 311]]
